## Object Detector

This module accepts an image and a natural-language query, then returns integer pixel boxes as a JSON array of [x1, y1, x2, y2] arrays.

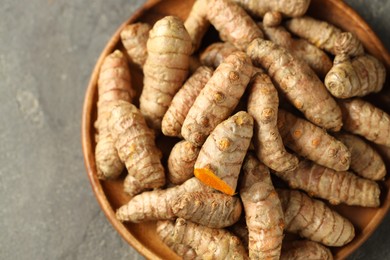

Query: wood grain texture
[[81, 0, 390, 259]]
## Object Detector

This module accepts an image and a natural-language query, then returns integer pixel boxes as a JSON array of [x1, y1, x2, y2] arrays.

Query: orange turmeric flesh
[[194, 168, 235, 195], [193, 112, 253, 195]]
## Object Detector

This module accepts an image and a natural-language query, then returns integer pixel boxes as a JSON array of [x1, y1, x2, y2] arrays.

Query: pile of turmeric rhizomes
[[94, 0, 388, 259]]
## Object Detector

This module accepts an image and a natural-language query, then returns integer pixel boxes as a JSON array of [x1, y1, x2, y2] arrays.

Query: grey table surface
[[1, 0, 389, 259]]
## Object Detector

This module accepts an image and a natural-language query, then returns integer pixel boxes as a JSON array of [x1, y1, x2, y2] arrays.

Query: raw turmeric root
[[334, 32, 364, 57], [171, 218, 248, 259], [162, 66, 213, 137], [156, 221, 198, 260], [247, 72, 298, 172], [325, 54, 386, 98], [339, 98, 390, 147], [120, 23, 151, 67], [167, 140, 200, 184], [194, 111, 253, 195], [116, 177, 212, 222], [95, 50, 133, 180], [247, 38, 342, 131], [275, 160, 381, 207], [184, 0, 209, 53], [285, 16, 342, 54], [277, 189, 355, 246], [139, 16, 192, 130], [200, 42, 238, 68], [260, 12, 332, 78], [240, 154, 284, 259], [182, 52, 252, 146], [207, 0, 263, 51], [172, 191, 242, 228], [335, 133, 386, 181], [281, 240, 333, 260], [277, 109, 350, 171], [108, 100, 165, 196], [231, 0, 310, 18]]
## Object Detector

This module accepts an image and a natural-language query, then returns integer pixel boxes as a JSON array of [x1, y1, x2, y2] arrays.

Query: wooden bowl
[[82, 0, 390, 259]]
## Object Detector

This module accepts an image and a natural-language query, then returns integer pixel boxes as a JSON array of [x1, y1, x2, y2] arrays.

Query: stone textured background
[[0, 0, 389, 259]]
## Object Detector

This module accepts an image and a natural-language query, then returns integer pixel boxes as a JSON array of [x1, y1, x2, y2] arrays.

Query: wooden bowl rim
[[81, 0, 390, 259]]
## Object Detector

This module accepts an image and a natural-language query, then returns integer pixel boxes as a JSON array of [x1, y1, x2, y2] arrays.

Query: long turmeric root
[[200, 42, 238, 68], [240, 154, 284, 259], [277, 109, 350, 171], [259, 12, 332, 78], [139, 16, 192, 130], [120, 23, 151, 67], [184, 0, 209, 53], [277, 189, 355, 246], [339, 98, 390, 147], [116, 178, 212, 222], [171, 218, 248, 260], [335, 133, 386, 181], [172, 191, 242, 228], [182, 52, 253, 146], [207, 0, 263, 51], [231, 0, 310, 18], [285, 16, 342, 54], [247, 38, 342, 131], [162, 66, 213, 137], [325, 54, 386, 98], [281, 240, 333, 260], [167, 140, 200, 184], [194, 111, 253, 195], [108, 100, 165, 196], [275, 160, 381, 207], [247, 72, 298, 172], [95, 50, 133, 180]]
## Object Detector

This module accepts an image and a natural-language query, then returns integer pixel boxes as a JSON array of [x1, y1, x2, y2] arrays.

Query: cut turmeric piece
[[194, 168, 235, 195], [194, 111, 253, 194]]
